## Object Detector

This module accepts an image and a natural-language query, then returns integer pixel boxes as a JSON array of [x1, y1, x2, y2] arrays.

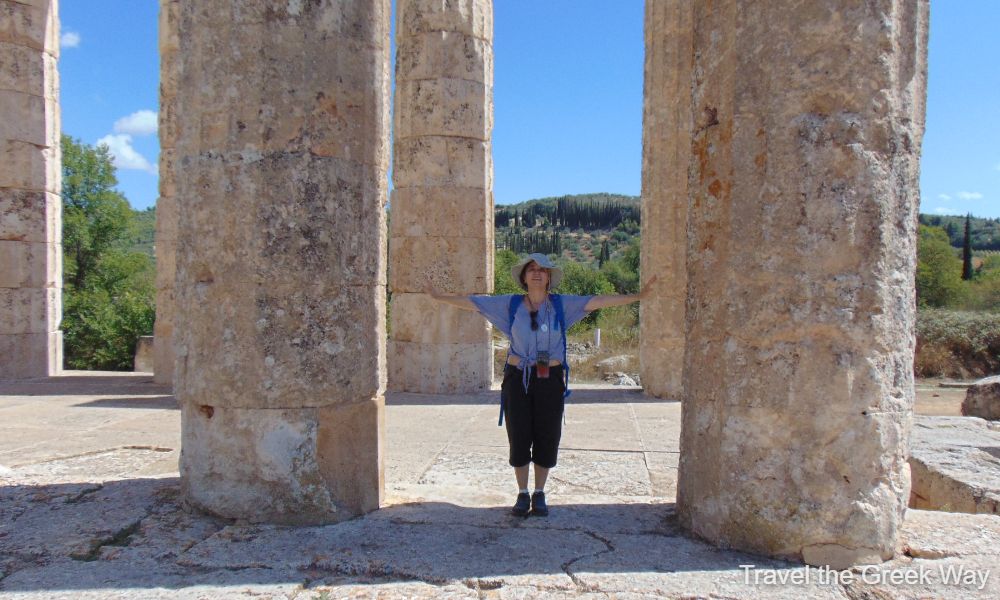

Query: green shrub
[[915, 309, 1000, 378]]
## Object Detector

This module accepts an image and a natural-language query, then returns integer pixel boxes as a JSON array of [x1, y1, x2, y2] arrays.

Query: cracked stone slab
[[857, 554, 999, 599], [415, 447, 655, 500], [0, 560, 305, 598], [910, 416, 1000, 513], [179, 517, 602, 590], [901, 509, 1000, 559], [0, 478, 174, 563], [569, 532, 847, 599], [7, 447, 176, 484], [365, 500, 680, 537]]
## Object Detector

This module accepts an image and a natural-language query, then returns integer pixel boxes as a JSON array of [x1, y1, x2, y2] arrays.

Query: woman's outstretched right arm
[[424, 284, 478, 312]]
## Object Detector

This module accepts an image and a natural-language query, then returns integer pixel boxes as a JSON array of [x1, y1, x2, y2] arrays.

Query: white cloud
[[113, 110, 158, 136], [96, 134, 157, 175], [61, 31, 81, 48], [933, 207, 964, 216], [957, 191, 984, 200], [938, 194, 952, 201]]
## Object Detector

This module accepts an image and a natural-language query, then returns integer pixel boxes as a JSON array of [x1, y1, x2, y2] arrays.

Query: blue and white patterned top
[[470, 294, 592, 371]]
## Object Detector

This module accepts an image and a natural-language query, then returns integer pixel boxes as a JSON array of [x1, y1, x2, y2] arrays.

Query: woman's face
[[523, 261, 550, 290]]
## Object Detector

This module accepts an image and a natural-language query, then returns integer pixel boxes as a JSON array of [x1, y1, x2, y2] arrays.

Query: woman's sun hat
[[511, 253, 563, 291]]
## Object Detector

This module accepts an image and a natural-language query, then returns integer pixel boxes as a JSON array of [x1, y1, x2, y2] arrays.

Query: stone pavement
[[2, 372, 999, 599]]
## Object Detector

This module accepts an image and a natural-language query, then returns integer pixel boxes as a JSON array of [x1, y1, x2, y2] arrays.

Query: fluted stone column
[[0, 0, 62, 378], [639, 0, 691, 399], [388, 0, 494, 393], [154, 0, 178, 385], [676, 0, 928, 568], [174, 0, 391, 524]]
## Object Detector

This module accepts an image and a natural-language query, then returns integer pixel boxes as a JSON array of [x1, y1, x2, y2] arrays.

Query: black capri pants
[[502, 364, 566, 468]]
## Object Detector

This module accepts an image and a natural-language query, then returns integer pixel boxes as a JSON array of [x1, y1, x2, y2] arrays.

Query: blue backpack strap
[[499, 294, 525, 426], [550, 294, 570, 399]]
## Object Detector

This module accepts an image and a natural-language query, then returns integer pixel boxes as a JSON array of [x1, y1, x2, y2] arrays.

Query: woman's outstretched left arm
[[583, 275, 658, 311], [424, 284, 479, 312]]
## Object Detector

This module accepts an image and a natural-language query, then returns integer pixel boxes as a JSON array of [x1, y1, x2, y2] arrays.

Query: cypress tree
[[962, 213, 974, 280]]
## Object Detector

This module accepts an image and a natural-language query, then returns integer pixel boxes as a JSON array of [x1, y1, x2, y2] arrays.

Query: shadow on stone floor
[[71, 396, 178, 410], [1, 477, 785, 593], [0, 374, 172, 397]]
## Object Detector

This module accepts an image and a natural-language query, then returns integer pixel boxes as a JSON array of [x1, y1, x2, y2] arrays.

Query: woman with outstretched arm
[[426, 253, 656, 517]]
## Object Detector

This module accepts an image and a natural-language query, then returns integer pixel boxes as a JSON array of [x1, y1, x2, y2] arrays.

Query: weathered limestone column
[[388, 0, 494, 393], [174, 0, 391, 523], [0, 0, 62, 378], [153, 0, 178, 385], [676, 1, 928, 568], [639, 0, 691, 399]]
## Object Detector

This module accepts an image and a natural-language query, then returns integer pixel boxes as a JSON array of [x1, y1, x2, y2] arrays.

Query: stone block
[[0, 137, 58, 191], [174, 281, 386, 410], [176, 35, 389, 161], [387, 339, 491, 393], [962, 375, 1000, 421], [0, 188, 59, 243], [158, 0, 180, 54], [153, 321, 174, 386], [154, 238, 176, 290], [678, 405, 909, 566], [178, 0, 389, 44], [0, 286, 58, 334], [394, 78, 491, 140], [398, 0, 492, 40], [389, 292, 490, 345], [0, 330, 60, 378], [638, 332, 684, 400], [388, 234, 491, 294], [0, 0, 56, 51], [0, 41, 56, 97], [180, 397, 384, 524], [0, 240, 58, 288], [0, 89, 56, 146], [317, 399, 385, 516], [395, 30, 492, 83], [134, 335, 154, 372], [909, 416, 1000, 514], [392, 136, 492, 189], [157, 148, 177, 200], [388, 187, 491, 239], [174, 153, 387, 289]]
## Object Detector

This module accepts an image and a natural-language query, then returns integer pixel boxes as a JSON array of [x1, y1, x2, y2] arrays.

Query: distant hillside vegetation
[[919, 213, 1000, 251], [495, 193, 641, 266], [128, 206, 157, 259]]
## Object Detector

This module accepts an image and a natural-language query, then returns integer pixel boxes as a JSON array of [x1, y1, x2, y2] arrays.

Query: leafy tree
[[916, 225, 965, 308], [494, 249, 523, 295], [554, 260, 615, 329], [61, 135, 156, 370]]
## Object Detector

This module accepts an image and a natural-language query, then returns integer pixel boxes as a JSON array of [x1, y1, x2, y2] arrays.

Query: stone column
[[153, 0, 178, 385], [0, 0, 62, 378], [676, 0, 928, 568], [388, 0, 494, 393], [174, 0, 391, 524], [639, 0, 691, 399]]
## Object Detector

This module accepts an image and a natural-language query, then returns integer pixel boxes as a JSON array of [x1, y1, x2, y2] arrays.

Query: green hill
[[918, 213, 1000, 251]]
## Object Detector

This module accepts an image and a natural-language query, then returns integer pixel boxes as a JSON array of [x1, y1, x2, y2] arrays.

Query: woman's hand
[[637, 275, 659, 300]]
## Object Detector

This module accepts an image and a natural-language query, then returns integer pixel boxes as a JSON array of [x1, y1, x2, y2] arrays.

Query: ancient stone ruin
[[0, 0, 62, 379], [0, 0, 930, 568]]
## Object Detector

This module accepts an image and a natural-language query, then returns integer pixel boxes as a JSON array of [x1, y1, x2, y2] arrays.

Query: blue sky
[[59, 1, 999, 219]]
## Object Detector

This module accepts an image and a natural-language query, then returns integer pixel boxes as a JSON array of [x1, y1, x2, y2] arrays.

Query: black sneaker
[[530, 491, 549, 517], [511, 492, 531, 516]]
